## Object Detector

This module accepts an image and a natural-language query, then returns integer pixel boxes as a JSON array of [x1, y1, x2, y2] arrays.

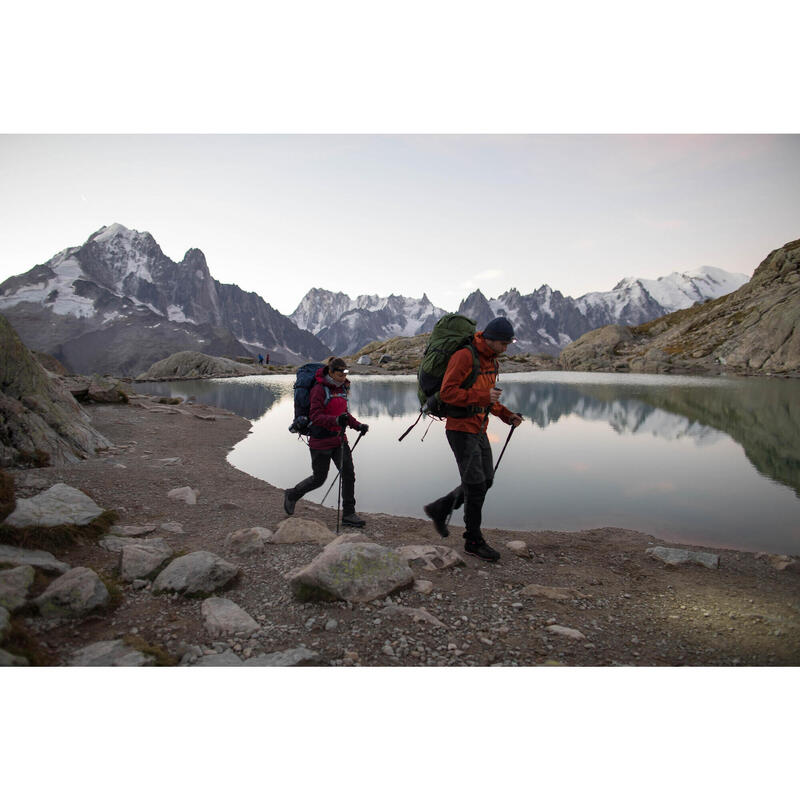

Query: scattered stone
[[160, 522, 184, 534], [395, 544, 465, 571], [506, 541, 532, 558], [69, 639, 156, 666], [167, 486, 198, 505], [0, 648, 29, 666], [545, 624, 586, 640], [119, 540, 174, 581], [646, 546, 719, 569], [0, 565, 35, 611], [34, 567, 110, 618], [108, 524, 157, 537], [0, 545, 70, 574], [323, 532, 371, 550], [325, 618, 338, 631], [756, 552, 797, 571], [521, 584, 584, 601], [225, 527, 271, 555], [413, 579, 434, 595], [271, 517, 336, 545], [379, 605, 446, 627], [3, 483, 105, 528], [157, 457, 182, 466], [193, 650, 244, 666], [290, 542, 414, 602], [244, 647, 323, 666], [152, 551, 239, 596], [201, 597, 260, 637], [99, 535, 167, 554]]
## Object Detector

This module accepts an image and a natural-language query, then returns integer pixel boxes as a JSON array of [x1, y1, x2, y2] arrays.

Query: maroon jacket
[[308, 368, 363, 450]]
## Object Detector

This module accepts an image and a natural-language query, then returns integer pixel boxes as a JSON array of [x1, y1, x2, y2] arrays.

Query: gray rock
[[0, 544, 70, 574], [160, 522, 184, 534], [193, 650, 244, 666], [108, 524, 157, 537], [244, 647, 323, 666], [167, 486, 198, 505], [290, 542, 414, 602], [323, 532, 371, 550], [646, 546, 719, 569], [545, 624, 586, 640], [0, 648, 29, 666], [201, 597, 260, 637], [271, 517, 335, 544], [395, 544, 465, 572], [379, 605, 446, 627], [152, 551, 239, 596], [413, 579, 434, 595], [506, 540, 532, 558], [521, 584, 584, 601], [119, 540, 174, 581], [69, 639, 155, 666], [4, 483, 105, 528], [34, 566, 110, 618], [0, 565, 35, 611], [0, 606, 9, 640], [225, 527, 271, 555], [99, 535, 167, 553]]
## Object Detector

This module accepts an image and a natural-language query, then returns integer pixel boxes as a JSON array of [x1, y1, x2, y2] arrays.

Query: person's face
[[485, 339, 510, 355], [331, 368, 347, 381]]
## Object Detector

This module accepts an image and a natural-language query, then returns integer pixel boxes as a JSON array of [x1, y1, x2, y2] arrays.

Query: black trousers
[[428, 429, 494, 541], [288, 444, 356, 514]]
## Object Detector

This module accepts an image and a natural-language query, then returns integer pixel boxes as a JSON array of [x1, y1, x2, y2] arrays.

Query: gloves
[[336, 413, 349, 427], [358, 423, 369, 434]]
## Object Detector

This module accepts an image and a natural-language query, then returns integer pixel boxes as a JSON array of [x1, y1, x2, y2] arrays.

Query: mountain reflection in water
[[141, 372, 800, 553]]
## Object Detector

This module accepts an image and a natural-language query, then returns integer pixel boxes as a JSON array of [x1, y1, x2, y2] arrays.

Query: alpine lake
[[135, 371, 800, 556]]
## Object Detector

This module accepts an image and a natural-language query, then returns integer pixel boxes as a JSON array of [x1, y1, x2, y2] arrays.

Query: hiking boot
[[341, 512, 366, 528], [283, 489, 296, 516], [464, 536, 500, 562], [423, 502, 450, 538]]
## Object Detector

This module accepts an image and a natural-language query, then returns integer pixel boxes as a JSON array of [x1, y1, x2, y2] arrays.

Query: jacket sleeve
[[440, 348, 492, 407], [310, 383, 338, 431], [490, 401, 514, 423]]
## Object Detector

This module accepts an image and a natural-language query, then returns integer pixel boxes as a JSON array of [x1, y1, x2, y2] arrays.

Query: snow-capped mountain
[[290, 289, 448, 354], [0, 224, 331, 375], [456, 266, 749, 355]]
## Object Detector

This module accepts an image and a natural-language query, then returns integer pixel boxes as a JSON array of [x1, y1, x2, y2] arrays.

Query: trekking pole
[[493, 423, 517, 474], [320, 429, 364, 506]]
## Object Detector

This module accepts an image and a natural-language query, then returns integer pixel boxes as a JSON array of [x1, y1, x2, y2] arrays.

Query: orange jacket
[[440, 332, 514, 433]]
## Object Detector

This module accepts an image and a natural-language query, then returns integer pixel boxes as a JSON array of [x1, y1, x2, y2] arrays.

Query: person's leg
[[284, 448, 332, 514], [337, 445, 365, 527]]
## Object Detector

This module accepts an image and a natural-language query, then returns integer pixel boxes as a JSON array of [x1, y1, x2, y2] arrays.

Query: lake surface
[[135, 372, 800, 554]]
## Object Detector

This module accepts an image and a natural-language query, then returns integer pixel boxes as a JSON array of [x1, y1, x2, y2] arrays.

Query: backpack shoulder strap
[[460, 342, 481, 389]]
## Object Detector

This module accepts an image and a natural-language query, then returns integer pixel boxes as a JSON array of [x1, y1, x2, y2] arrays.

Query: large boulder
[[34, 567, 110, 618], [137, 351, 258, 381], [152, 551, 239, 596], [4, 483, 105, 529], [201, 597, 260, 637], [289, 541, 414, 602], [0, 314, 111, 468]]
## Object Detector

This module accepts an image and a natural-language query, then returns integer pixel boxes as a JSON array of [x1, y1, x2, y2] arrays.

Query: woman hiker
[[283, 357, 369, 527]]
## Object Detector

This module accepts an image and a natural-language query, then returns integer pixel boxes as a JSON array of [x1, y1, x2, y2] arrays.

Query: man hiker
[[284, 357, 369, 527], [424, 316, 523, 562]]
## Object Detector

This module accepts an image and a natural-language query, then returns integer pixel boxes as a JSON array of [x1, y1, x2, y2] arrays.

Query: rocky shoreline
[[2, 397, 799, 667]]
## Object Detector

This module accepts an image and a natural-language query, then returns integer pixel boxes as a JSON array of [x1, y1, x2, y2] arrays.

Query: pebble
[[325, 619, 338, 631]]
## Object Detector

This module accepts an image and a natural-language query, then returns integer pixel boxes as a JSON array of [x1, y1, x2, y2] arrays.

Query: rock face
[[289, 542, 414, 602], [34, 567, 110, 618], [0, 314, 111, 468], [151, 551, 239, 596], [4, 483, 105, 528], [559, 238, 800, 376], [0, 224, 331, 374]]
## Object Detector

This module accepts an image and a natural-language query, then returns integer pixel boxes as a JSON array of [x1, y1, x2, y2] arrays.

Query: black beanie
[[483, 316, 515, 342]]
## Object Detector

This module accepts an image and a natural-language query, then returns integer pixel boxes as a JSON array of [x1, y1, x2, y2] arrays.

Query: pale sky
[[1, 134, 798, 316]]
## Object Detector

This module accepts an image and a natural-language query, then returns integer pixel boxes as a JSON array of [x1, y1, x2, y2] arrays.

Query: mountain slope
[[558, 238, 800, 376], [0, 224, 330, 374]]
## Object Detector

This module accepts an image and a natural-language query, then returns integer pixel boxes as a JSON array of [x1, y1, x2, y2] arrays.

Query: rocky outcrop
[[558, 238, 800, 376], [0, 314, 111, 468], [4, 483, 105, 528], [137, 351, 260, 381]]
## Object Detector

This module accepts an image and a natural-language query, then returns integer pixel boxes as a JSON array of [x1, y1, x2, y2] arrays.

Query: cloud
[[463, 268, 504, 290]]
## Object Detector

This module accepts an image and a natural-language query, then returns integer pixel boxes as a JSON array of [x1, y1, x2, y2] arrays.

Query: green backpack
[[417, 312, 480, 417]]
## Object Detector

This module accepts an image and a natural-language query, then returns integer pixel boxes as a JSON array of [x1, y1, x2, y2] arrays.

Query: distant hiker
[[258, 353, 264, 365], [284, 357, 369, 527], [423, 316, 522, 562], [265, 353, 270, 364]]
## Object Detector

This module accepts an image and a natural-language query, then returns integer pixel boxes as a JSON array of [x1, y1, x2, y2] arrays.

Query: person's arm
[[440, 348, 491, 407], [310, 384, 338, 430]]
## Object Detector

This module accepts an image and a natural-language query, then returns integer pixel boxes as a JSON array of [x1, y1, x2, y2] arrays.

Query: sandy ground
[[6, 397, 800, 667]]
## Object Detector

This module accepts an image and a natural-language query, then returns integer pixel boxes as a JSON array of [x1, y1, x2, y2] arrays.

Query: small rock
[[413, 579, 434, 595], [325, 618, 338, 631], [646, 546, 719, 569], [34, 567, 110, 618], [0, 565, 36, 612], [271, 517, 335, 544], [506, 541, 531, 558], [160, 522, 184, 534], [201, 597, 260, 637], [545, 624, 585, 640], [167, 486, 199, 505]]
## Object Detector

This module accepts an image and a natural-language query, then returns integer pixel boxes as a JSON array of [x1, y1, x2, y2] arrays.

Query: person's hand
[[337, 413, 348, 427], [509, 413, 523, 427], [489, 387, 502, 403], [358, 423, 369, 434]]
